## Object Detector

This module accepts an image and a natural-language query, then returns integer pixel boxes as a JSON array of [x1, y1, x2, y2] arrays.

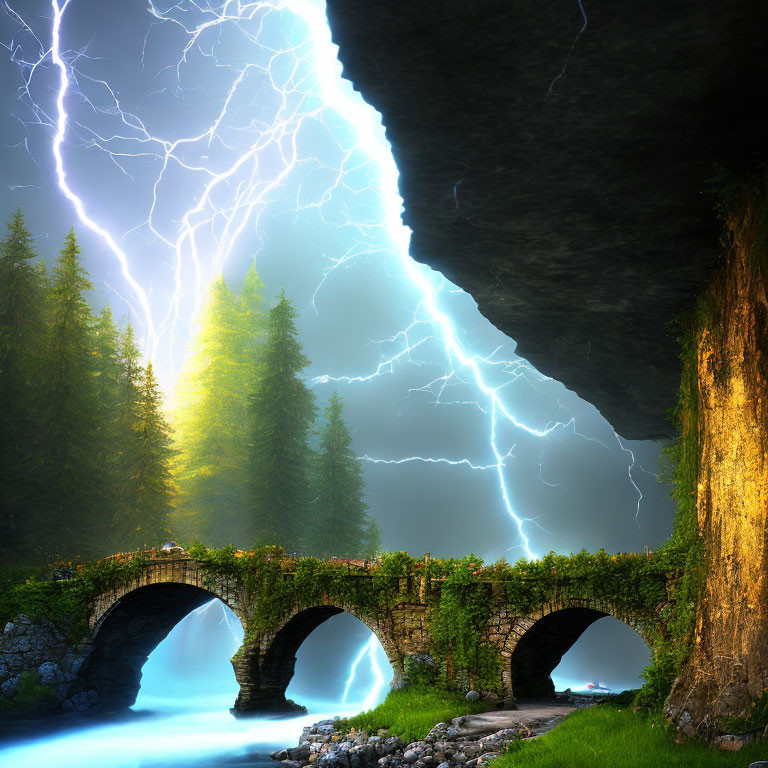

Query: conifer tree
[[173, 273, 265, 545], [114, 362, 174, 549], [39, 229, 98, 558], [113, 324, 144, 547], [92, 304, 122, 545], [310, 392, 380, 558], [0, 209, 47, 557], [248, 291, 315, 550]]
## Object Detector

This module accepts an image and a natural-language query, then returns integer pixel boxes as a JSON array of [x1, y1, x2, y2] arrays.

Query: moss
[[190, 544, 675, 691], [0, 554, 150, 644], [0, 671, 58, 713], [720, 691, 768, 735]]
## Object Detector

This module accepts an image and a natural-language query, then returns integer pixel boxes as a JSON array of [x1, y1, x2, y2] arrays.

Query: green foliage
[[0, 553, 149, 643], [190, 543, 671, 693], [38, 228, 101, 558], [248, 291, 316, 550], [429, 556, 500, 691], [190, 545, 420, 639], [403, 655, 439, 687], [0, 208, 48, 561], [720, 691, 768, 735], [636, 282, 709, 712], [115, 362, 174, 548], [310, 391, 380, 558], [0, 212, 176, 562], [0, 671, 58, 713], [172, 271, 265, 546], [335, 685, 493, 743], [493, 704, 768, 768]]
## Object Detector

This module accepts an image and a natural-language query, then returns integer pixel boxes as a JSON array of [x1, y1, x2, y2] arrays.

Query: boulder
[[1, 673, 21, 698]]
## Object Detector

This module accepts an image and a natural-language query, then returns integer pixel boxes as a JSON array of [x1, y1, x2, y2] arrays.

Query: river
[[0, 600, 390, 768]]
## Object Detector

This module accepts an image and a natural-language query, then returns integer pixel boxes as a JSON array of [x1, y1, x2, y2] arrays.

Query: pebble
[[274, 715, 533, 768]]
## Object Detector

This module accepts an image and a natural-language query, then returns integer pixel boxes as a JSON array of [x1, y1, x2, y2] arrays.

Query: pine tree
[[92, 304, 122, 549], [39, 229, 98, 558], [0, 209, 47, 558], [114, 362, 174, 549], [113, 324, 144, 548], [248, 291, 316, 550], [310, 392, 380, 558], [172, 273, 265, 546]]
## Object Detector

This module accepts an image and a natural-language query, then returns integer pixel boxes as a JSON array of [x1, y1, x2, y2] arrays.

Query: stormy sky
[[0, 0, 676, 692]]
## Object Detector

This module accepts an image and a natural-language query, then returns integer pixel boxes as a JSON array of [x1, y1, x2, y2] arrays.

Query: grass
[[335, 686, 494, 743], [494, 704, 768, 768]]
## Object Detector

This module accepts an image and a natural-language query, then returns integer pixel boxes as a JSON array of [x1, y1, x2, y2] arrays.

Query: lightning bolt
[[2, 0, 648, 706], [342, 634, 386, 713]]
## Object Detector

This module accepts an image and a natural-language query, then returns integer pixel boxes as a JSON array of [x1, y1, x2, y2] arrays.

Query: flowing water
[[0, 600, 391, 768]]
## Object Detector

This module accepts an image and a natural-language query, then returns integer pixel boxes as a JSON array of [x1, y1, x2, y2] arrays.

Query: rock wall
[[0, 615, 95, 714], [324, 0, 768, 440], [666, 184, 768, 738]]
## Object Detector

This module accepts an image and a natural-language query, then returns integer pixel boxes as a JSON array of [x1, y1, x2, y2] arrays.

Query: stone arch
[[77, 581, 242, 711], [233, 603, 401, 714], [503, 601, 651, 700]]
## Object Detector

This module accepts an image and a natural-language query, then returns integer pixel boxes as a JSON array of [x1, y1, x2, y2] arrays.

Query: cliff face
[[666, 190, 768, 737], [325, 0, 768, 439]]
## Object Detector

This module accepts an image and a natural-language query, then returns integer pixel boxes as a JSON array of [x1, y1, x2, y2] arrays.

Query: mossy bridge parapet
[[74, 551, 674, 713]]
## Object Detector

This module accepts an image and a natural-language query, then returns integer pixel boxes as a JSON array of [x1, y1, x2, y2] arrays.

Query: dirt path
[[452, 701, 584, 738]]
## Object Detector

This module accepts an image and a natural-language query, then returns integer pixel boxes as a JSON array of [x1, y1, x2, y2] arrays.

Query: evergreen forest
[[0, 209, 380, 570]]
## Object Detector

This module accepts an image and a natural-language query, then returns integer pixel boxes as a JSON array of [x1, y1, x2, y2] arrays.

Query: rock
[[713, 733, 755, 751], [272, 749, 290, 761], [62, 689, 99, 713], [4, 622, 13, 636], [749, 763, 768, 768], [445, 728, 458, 737], [436, 762, 450, 768], [465, 691, 480, 701], [38, 662, 63, 686], [281, 761, 302, 768], [402, 751, 418, 762], [1, 673, 21, 698], [288, 745, 311, 762]]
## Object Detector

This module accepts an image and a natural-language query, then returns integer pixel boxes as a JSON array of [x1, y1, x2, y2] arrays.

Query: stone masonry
[[1, 557, 662, 715]]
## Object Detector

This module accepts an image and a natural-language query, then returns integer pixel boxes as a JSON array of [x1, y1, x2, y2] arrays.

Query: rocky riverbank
[[271, 701, 590, 768]]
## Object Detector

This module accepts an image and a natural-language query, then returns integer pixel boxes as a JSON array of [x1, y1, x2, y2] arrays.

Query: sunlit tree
[[248, 290, 315, 550], [172, 271, 266, 546]]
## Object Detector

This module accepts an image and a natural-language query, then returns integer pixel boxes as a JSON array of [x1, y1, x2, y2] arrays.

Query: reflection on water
[[0, 600, 390, 768]]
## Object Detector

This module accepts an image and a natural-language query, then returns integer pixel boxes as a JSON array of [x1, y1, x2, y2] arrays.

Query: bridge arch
[[233, 603, 402, 713], [503, 600, 652, 699], [76, 581, 244, 711]]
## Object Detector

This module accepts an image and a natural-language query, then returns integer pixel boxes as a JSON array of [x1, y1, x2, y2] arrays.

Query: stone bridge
[[75, 556, 665, 713]]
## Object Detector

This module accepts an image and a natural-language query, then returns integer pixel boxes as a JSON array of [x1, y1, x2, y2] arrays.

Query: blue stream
[[0, 601, 390, 768]]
